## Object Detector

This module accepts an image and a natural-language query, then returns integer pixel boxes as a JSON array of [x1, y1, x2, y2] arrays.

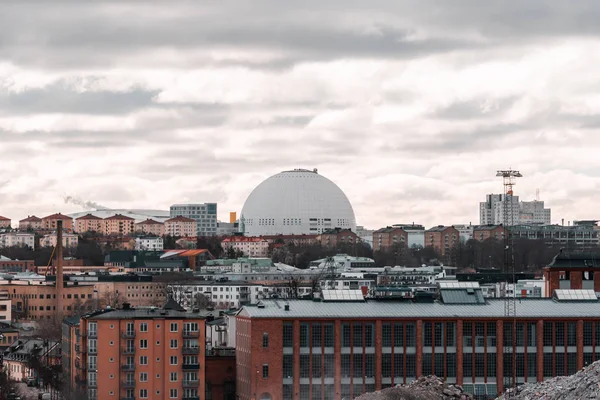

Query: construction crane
[[44, 246, 57, 276], [496, 169, 522, 395]]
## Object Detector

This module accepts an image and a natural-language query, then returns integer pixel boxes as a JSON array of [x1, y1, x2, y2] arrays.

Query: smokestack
[[56, 220, 64, 319]]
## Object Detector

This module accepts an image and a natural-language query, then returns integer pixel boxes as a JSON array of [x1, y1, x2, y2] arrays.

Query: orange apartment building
[[42, 213, 74, 232], [75, 213, 104, 233], [136, 219, 166, 237], [372, 227, 408, 252], [165, 216, 197, 237], [0, 216, 11, 228], [77, 305, 206, 400], [425, 225, 460, 258], [104, 214, 136, 236], [472, 224, 508, 242], [19, 215, 42, 231], [40, 232, 79, 248]]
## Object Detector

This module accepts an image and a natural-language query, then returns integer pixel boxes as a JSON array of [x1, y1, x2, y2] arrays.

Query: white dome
[[241, 169, 356, 236]]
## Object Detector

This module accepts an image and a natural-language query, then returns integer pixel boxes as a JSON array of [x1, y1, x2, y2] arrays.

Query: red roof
[[104, 214, 135, 221], [165, 216, 196, 223], [0, 216, 10, 221], [42, 213, 73, 220], [76, 213, 103, 220], [222, 236, 268, 243], [136, 218, 164, 225], [20, 215, 42, 222]]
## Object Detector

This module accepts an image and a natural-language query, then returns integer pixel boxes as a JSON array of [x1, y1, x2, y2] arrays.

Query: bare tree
[[192, 293, 213, 310], [36, 319, 62, 342], [99, 290, 126, 309]]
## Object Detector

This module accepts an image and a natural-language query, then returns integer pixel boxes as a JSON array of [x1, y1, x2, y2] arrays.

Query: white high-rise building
[[479, 194, 551, 226]]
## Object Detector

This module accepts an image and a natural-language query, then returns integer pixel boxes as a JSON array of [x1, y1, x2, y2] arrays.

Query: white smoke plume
[[63, 195, 108, 210]]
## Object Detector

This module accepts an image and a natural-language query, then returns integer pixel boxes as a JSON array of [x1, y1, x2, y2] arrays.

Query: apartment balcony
[[182, 397, 200, 400], [182, 347, 200, 354], [122, 347, 136, 354], [183, 380, 199, 388], [121, 364, 136, 371], [183, 331, 200, 338], [122, 331, 136, 339], [182, 364, 200, 370], [121, 381, 136, 388], [88, 348, 97, 355], [88, 332, 97, 339]]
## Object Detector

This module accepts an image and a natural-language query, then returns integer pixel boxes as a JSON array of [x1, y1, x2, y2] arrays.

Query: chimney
[[56, 220, 64, 320]]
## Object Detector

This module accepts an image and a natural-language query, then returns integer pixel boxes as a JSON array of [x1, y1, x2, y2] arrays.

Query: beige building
[[75, 213, 104, 233], [41, 232, 79, 248], [0, 290, 11, 322], [165, 216, 197, 237], [18, 215, 42, 231], [221, 236, 269, 257], [0, 232, 35, 248], [135, 218, 166, 236], [0, 216, 10, 229], [104, 214, 135, 236]]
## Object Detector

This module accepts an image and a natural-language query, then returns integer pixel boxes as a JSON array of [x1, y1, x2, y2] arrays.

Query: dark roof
[[472, 224, 504, 231], [547, 251, 600, 269], [42, 213, 73, 220], [440, 288, 486, 304], [104, 214, 135, 221], [166, 216, 196, 223], [374, 227, 406, 234], [84, 308, 204, 320], [163, 297, 186, 312], [426, 225, 455, 232], [19, 215, 42, 222], [63, 316, 81, 326], [137, 219, 164, 225], [75, 213, 103, 221]]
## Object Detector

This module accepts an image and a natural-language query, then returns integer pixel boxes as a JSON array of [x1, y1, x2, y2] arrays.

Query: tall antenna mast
[[496, 169, 522, 395]]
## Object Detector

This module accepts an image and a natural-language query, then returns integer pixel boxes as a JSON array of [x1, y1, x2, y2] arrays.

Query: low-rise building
[[510, 221, 599, 247], [135, 218, 166, 236], [41, 232, 79, 248], [0, 322, 19, 351], [472, 224, 507, 242], [392, 224, 425, 248], [3, 338, 61, 382], [373, 227, 408, 252], [42, 212, 74, 232], [103, 214, 135, 236], [261, 234, 319, 247], [18, 215, 42, 231], [0, 289, 11, 322], [318, 228, 361, 248], [425, 225, 459, 258], [75, 213, 104, 233], [165, 216, 197, 237], [0, 216, 11, 229], [134, 237, 164, 251], [0, 256, 35, 273], [454, 224, 474, 243], [222, 237, 269, 257], [0, 232, 35, 248]]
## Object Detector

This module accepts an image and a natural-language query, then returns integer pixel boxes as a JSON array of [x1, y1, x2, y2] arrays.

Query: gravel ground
[[496, 360, 600, 400], [353, 376, 474, 400]]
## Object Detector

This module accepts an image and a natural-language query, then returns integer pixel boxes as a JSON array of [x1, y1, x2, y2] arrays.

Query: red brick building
[[425, 226, 459, 257], [318, 228, 360, 248], [472, 225, 507, 242], [544, 251, 600, 295], [0, 258, 35, 273], [236, 291, 600, 399], [373, 227, 408, 252]]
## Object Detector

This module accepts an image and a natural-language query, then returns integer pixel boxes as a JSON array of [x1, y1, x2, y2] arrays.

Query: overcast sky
[[1, 1, 599, 228]]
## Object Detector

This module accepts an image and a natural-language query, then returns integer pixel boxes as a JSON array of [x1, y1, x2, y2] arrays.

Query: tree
[[191, 293, 213, 310], [196, 236, 225, 258], [0, 369, 18, 400], [36, 319, 62, 341], [100, 290, 126, 309]]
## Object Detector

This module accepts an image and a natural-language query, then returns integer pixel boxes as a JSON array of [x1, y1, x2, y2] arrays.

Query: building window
[[170, 339, 178, 349], [169, 389, 178, 399], [263, 333, 269, 348], [262, 364, 269, 378], [140, 372, 148, 382], [140, 389, 148, 398], [170, 372, 177, 382], [140, 339, 148, 349], [170, 356, 178, 365], [140, 323, 148, 332], [140, 356, 148, 365], [170, 323, 178, 332]]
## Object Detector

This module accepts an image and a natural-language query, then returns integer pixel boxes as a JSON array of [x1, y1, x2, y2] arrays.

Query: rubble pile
[[354, 376, 473, 400], [496, 360, 600, 399]]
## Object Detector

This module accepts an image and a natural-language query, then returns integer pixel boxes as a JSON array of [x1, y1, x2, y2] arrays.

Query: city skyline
[[2, 2, 600, 228]]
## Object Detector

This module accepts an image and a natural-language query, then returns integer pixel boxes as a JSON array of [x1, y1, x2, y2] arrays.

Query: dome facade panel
[[240, 169, 356, 236]]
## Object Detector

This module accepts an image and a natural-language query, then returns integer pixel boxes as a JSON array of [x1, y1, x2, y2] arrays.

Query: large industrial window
[[406, 324, 416, 347], [365, 354, 375, 377], [300, 385, 310, 400], [365, 324, 374, 347], [446, 353, 457, 378], [515, 354, 525, 379], [393, 353, 403, 377], [475, 323, 485, 348], [283, 355, 293, 379], [475, 354, 485, 378], [312, 324, 322, 348], [595, 323, 600, 346], [446, 322, 456, 346], [300, 355, 310, 378], [543, 322, 553, 346], [422, 355, 432, 376], [556, 353, 565, 376], [487, 353, 496, 377], [567, 353, 578, 375], [324, 354, 334, 378], [353, 353, 363, 377], [300, 323, 309, 348], [423, 322, 432, 347], [382, 324, 392, 347], [527, 323, 537, 347], [382, 354, 392, 377], [342, 323, 351, 347], [463, 322, 472, 347], [543, 353, 553, 377], [393, 324, 403, 347], [405, 354, 416, 377], [487, 322, 497, 346], [311, 384, 322, 400], [353, 324, 363, 347], [341, 354, 351, 377], [463, 354, 473, 378], [567, 323, 577, 347], [555, 323, 565, 346], [434, 353, 444, 377], [503, 322, 514, 347], [324, 324, 334, 347], [584, 322, 593, 346], [312, 354, 321, 378], [515, 323, 525, 347], [283, 323, 293, 348], [527, 354, 537, 377], [262, 333, 268, 348]]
